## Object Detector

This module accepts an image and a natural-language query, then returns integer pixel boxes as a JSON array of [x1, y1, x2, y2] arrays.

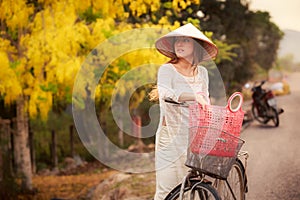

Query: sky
[[249, 0, 300, 32]]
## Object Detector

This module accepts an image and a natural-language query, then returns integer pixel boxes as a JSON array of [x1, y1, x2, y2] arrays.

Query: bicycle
[[163, 93, 248, 200], [164, 139, 248, 200]]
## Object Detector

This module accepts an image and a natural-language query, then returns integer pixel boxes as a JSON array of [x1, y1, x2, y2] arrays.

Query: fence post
[[132, 113, 144, 152]]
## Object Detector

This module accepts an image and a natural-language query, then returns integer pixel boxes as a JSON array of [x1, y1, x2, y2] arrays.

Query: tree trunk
[[0, 118, 10, 181], [69, 125, 74, 158], [118, 120, 124, 147], [51, 130, 58, 169], [0, 118, 17, 199], [117, 105, 125, 147], [29, 130, 36, 173], [14, 96, 32, 191], [98, 109, 109, 159], [0, 144, 2, 182]]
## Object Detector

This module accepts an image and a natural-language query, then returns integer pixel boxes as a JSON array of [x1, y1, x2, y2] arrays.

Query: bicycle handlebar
[[164, 97, 189, 106]]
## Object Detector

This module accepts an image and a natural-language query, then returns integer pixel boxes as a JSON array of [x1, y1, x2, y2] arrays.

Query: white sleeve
[[157, 64, 181, 102], [198, 66, 210, 103]]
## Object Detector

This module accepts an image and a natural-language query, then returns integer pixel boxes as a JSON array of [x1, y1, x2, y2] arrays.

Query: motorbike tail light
[[266, 91, 274, 98]]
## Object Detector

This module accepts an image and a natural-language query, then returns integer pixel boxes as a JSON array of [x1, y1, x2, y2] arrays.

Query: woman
[[152, 23, 218, 200]]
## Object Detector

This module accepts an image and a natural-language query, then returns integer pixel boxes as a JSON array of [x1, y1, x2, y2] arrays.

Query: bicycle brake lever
[[164, 97, 180, 104], [164, 97, 186, 105]]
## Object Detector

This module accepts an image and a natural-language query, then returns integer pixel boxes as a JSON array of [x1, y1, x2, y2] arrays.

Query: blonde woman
[[152, 23, 218, 200]]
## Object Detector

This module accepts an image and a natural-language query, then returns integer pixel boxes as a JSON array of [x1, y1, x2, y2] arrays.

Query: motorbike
[[250, 80, 284, 127]]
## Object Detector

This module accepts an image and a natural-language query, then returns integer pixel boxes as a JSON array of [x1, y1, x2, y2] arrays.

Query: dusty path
[[241, 72, 300, 200]]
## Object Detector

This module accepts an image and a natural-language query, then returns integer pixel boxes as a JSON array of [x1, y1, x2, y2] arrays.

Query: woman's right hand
[[178, 92, 210, 105]]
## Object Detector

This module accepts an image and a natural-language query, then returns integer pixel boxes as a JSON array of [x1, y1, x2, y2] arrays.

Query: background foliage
[[0, 0, 284, 196]]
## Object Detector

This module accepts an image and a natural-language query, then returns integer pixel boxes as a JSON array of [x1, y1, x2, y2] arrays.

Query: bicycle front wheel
[[165, 180, 221, 200], [214, 159, 247, 200]]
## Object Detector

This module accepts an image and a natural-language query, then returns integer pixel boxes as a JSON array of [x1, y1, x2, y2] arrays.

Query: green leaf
[[163, 2, 173, 9], [40, 83, 58, 93], [9, 61, 20, 69]]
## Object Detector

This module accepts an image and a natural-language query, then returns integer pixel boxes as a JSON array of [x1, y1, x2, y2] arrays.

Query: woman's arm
[[157, 65, 179, 101], [178, 92, 208, 105]]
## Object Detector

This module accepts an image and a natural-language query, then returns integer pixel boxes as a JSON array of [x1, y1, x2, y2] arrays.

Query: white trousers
[[154, 126, 189, 200]]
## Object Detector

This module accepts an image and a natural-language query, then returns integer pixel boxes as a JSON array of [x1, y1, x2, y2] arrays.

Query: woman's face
[[174, 36, 194, 60]]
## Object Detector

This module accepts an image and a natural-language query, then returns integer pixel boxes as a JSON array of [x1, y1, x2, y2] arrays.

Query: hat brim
[[155, 23, 218, 62]]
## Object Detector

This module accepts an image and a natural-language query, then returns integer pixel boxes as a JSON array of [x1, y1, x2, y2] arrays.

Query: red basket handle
[[227, 92, 243, 112]]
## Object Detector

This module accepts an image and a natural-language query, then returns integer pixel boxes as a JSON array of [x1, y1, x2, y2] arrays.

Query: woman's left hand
[[195, 94, 209, 105]]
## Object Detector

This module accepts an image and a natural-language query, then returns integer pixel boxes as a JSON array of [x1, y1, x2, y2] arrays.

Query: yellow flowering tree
[[0, 0, 239, 192], [0, 0, 164, 190], [0, 0, 110, 191]]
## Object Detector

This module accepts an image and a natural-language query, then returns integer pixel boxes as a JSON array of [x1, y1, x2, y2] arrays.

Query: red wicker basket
[[188, 92, 245, 157]]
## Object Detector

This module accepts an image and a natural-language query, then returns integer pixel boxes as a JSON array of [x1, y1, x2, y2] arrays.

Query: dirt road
[[241, 72, 300, 200]]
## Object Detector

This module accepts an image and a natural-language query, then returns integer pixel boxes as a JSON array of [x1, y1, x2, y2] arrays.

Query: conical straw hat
[[155, 23, 218, 62]]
